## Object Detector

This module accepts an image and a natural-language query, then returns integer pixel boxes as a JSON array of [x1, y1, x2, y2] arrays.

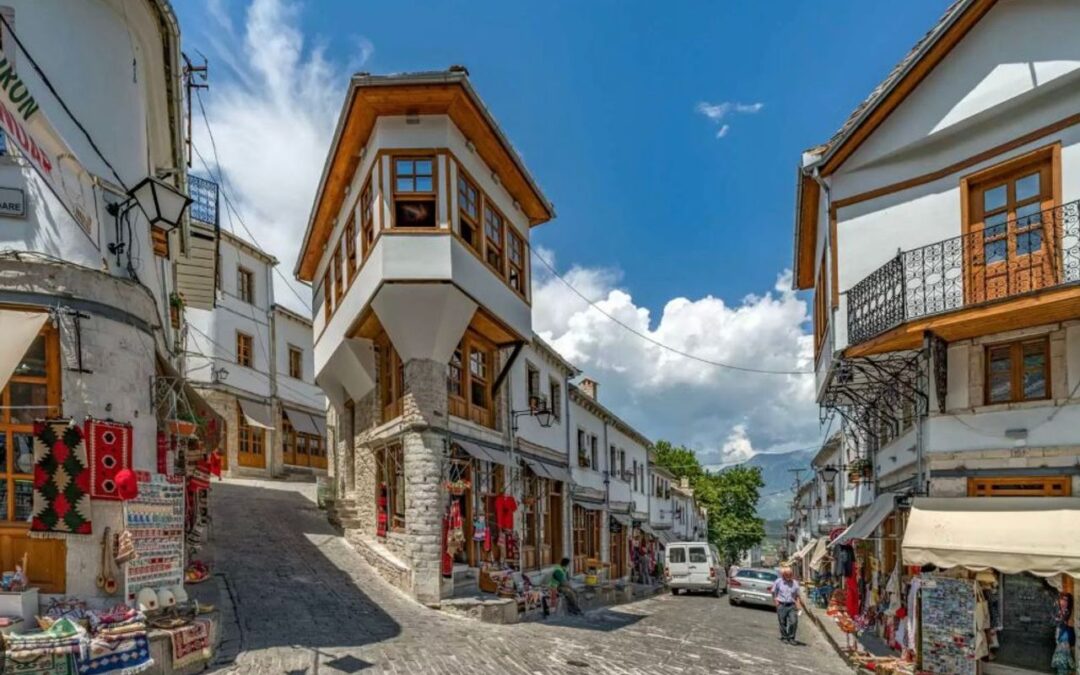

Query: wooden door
[[282, 418, 296, 466], [967, 156, 1056, 303], [236, 409, 266, 468]]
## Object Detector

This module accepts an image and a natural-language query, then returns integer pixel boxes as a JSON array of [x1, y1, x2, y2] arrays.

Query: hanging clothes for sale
[[494, 494, 517, 530], [845, 569, 860, 618], [473, 515, 487, 541], [447, 501, 465, 556], [834, 543, 856, 577]]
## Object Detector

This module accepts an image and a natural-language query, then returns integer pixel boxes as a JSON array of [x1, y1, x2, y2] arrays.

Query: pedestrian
[[549, 557, 582, 616], [770, 565, 806, 645]]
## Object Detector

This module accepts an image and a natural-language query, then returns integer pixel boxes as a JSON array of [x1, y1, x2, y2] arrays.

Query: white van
[[664, 541, 727, 596]]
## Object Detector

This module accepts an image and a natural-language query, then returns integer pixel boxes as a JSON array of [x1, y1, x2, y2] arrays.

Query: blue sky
[[173, 0, 949, 465]]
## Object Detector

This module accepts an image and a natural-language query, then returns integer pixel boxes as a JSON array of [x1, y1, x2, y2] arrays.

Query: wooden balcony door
[[966, 151, 1058, 304]]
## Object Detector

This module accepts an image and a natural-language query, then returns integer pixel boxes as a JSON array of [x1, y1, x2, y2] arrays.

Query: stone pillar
[[353, 390, 379, 535], [401, 358, 448, 604]]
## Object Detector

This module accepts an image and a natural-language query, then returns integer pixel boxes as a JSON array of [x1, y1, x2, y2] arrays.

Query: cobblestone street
[[202, 479, 849, 674]]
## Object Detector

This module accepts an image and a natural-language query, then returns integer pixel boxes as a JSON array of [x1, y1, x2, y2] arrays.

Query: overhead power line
[[527, 247, 813, 376]]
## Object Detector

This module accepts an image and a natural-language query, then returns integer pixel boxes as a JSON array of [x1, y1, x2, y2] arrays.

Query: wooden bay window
[[377, 336, 404, 423], [345, 215, 357, 283], [483, 204, 505, 273], [446, 329, 497, 429], [458, 173, 481, 251], [393, 157, 436, 228], [985, 337, 1049, 404], [360, 179, 375, 259], [507, 229, 526, 298]]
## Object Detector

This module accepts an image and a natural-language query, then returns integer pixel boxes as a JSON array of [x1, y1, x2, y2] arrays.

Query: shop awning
[[238, 399, 274, 430], [284, 408, 321, 436], [574, 500, 606, 512], [792, 538, 818, 561], [453, 438, 510, 466], [639, 523, 658, 537], [902, 497, 1080, 578], [610, 513, 631, 526], [522, 457, 571, 485], [311, 413, 326, 438], [831, 493, 896, 547], [809, 537, 831, 570], [0, 310, 48, 392], [608, 500, 632, 514]]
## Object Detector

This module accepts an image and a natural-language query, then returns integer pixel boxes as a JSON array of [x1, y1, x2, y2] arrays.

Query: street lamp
[[818, 465, 839, 483], [129, 176, 192, 231]]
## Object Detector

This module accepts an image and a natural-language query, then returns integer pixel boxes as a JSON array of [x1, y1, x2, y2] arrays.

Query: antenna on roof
[[449, 64, 470, 75]]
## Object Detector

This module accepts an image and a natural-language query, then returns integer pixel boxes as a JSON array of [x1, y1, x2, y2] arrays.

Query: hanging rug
[[85, 420, 133, 501], [31, 420, 93, 537]]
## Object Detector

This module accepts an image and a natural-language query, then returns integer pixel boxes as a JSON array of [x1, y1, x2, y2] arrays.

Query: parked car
[[728, 567, 779, 608], [664, 542, 727, 596]]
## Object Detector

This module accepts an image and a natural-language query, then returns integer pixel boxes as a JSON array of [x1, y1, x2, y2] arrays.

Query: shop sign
[[0, 48, 96, 234], [0, 186, 23, 217]]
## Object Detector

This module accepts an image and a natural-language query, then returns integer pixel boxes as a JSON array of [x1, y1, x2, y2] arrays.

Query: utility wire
[[192, 90, 312, 312], [0, 15, 127, 190], [528, 247, 812, 376]]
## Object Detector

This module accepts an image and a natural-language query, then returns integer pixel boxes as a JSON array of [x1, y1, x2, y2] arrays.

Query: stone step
[[339, 517, 367, 530]]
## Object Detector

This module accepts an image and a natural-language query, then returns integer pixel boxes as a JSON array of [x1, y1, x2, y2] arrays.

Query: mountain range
[[742, 449, 816, 520]]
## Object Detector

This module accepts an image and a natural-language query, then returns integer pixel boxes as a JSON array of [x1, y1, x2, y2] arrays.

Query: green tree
[[652, 441, 766, 564]]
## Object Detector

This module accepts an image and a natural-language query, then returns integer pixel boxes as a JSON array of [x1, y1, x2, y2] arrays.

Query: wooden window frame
[[507, 228, 527, 299], [360, 178, 375, 260], [525, 362, 540, 405], [288, 345, 303, 380], [457, 171, 482, 253], [589, 434, 598, 472], [968, 476, 1070, 497], [322, 272, 332, 323], [237, 266, 255, 305], [961, 145, 1061, 305], [392, 156, 437, 229], [236, 331, 253, 368], [0, 321, 65, 592], [447, 330, 497, 430], [483, 202, 506, 276], [237, 404, 265, 459], [376, 443, 406, 533], [376, 336, 404, 423], [332, 245, 344, 304], [345, 215, 358, 283], [984, 337, 1050, 405]]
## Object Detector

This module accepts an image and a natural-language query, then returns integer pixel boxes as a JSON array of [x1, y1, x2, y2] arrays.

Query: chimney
[[680, 477, 690, 489], [579, 378, 598, 401]]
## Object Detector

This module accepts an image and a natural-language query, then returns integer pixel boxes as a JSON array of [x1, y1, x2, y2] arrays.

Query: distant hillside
[[744, 449, 815, 521]]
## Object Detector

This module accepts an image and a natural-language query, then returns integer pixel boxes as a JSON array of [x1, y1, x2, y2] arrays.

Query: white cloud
[[533, 259, 820, 467], [695, 100, 764, 139], [191, 0, 369, 314]]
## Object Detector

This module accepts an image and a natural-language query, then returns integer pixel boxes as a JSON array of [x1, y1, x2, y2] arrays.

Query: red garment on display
[[441, 515, 453, 576], [845, 573, 860, 618], [494, 495, 517, 530]]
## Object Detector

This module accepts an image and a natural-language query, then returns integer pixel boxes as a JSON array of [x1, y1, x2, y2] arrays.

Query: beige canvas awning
[[792, 538, 818, 561], [902, 497, 1080, 578], [238, 399, 274, 430], [451, 438, 510, 467], [283, 408, 320, 436], [809, 537, 831, 570], [832, 493, 896, 547], [522, 457, 571, 485], [0, 310, 48, 391]]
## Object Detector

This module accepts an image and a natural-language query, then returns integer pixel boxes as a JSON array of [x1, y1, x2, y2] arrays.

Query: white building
[[185, 229, 326, 477], [0, 0, 218, 600], [793, 1, 1080, 669]]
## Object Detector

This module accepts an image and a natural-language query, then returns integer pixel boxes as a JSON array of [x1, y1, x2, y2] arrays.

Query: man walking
[[770, 565, 805, 644]]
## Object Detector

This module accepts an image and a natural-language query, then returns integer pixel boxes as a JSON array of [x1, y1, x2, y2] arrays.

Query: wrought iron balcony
[[188, 175, 219, 227], [847, 199, 1080, 345]]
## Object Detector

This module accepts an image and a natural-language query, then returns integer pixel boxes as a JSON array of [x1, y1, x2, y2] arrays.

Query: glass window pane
[[395, 178, 414, 192], [13, 433, 32, 474], [14, 336, 46, 377], [14, 480, 32, 522], [1015, 172, 1040, 202], [0, 435, 5, 474], [1017, 230, 1042, 256], [415, 160, 432, 175], [395, 159, 413, 175], [1016, 201, 1043, 228], [0, 481, 8, 521], [1023, 363, 1047, 399], [983, 185, 1007, 212], [984, 212, 1008, 238], [10, 383, 46, 425], [415, 176, 433, 192], [988, 349, 1012, 403], [984, 240, 1007, 264]]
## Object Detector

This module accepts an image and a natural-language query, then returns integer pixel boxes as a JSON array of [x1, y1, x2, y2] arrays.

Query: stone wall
[[197, 389, 239, 475], [928, 446, 1080, 496]]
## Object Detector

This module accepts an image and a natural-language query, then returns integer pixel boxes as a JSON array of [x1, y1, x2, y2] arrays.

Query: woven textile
[[167, 617, 214, 668], [85, 420, 133, 501], [75, 635, 152, 675], [31, 420, 92, 536], [4, 653, 74, 675]]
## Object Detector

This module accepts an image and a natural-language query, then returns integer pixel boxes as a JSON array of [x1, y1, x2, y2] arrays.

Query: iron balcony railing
[[188, 174, 219, 227], [847, 199, 1080, 345]]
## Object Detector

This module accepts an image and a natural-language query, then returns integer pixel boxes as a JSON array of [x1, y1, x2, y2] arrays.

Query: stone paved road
[[202, 478, 850, 674]]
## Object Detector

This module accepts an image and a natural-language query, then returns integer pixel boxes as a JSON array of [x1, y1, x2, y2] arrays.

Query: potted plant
[[848, 458, 873, 483], [169, 293, 184, 329], [167, 410, 202, 438], [443, 479, 471, 496]]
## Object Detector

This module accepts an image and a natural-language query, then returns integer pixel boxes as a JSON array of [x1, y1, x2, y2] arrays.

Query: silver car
[[728, 568, 779, 608]]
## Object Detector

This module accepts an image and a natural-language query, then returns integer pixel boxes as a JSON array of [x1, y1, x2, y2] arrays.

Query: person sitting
[[547, 557, 582, 616]]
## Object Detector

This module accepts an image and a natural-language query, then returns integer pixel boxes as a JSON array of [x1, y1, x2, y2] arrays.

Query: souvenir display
[[164, 616, 214, 669], [124, 473, 185, 602], [919, 575, 977, 675], [84, 419, 133, 501], [76, 606, 152, 675], [30, 420, 93, 537]]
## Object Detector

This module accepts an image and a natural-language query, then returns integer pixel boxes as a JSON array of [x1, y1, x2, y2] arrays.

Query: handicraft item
[[124, 473, 185, 602], [31, 419, 93, 537], [85, 419, 133, 501]]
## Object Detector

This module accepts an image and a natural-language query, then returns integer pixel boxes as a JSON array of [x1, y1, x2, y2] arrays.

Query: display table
[[0, 587, 37, 632]]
